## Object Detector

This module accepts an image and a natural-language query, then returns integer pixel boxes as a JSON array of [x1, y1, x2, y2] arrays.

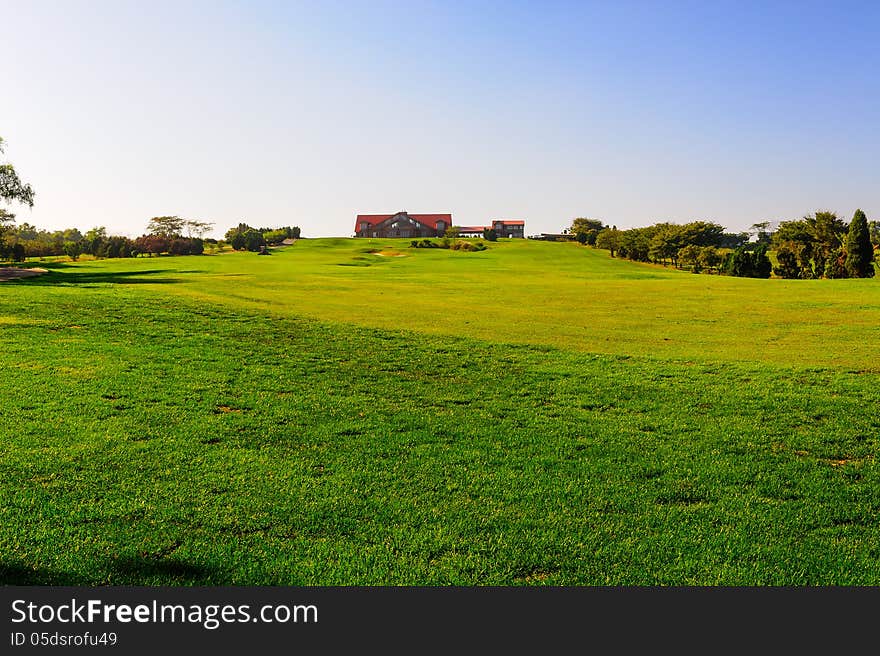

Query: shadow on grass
[[1, 557, 218, 586], [17, 267, 184, 286], [0, 562, 90, 585], [104, 555, 216, 585]]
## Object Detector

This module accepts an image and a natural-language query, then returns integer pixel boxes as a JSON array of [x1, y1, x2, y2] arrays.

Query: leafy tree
[[262, 229, 289, 245], [772, 212, 846, 278], [185, 220, 214, 238], [806, 211, 847, 275], [868, 220, 880, 247], [617, 226, 655, 262], [719, 232, 749, 249], [844, 209, 875, 278], [824, 247, 847, 279], [752, 245, 772, 278], [230, 232, 246, 250], [595, 228, 620, 257], [648, 228, 681, 265], [698, 246, 722, 273], [772, 220, 814, 278], [677, 244, 702, 272], [482, 228, 498, 242], [83, 226, 108, 257], [242, 229, 266, 252], [723, 246, 770, 278], [169, 238, 204, 255], [105, 235, 135, 258], [11, 221, 38, 240], [724, 248, 752, 277], [808, 211, 847, 249], [134, 234, 170, 256], [772, 219, 813, 245], [59, 227, 83, 243], [444, 226, 460, 238], [146, 215, 186, 238], [773, 245, 802, 279], [749, 221, 774, 246], [257, 225, 300, 239], [570, 218, 605, 245], [0, 136, 35, 210], [63, 241, 82, 261], [676, 221, 726, 247], [225, 222, 255, 242]]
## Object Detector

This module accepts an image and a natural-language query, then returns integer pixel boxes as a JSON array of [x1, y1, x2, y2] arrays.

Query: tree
[[773, 245, 802, 279], [230, 232, 246, 251], [63, 241, 82, 261], [678, 244, 702, 272], [824, 247, 848, 279], [570, 218, 605, 245], [169, 238, 204, 255], [0, 137, 35, 210], [676, 221, 726, 247], [595, 228, 621, 257], [806, 210, 847, 276], [749, 221, 773, 246], [242, 229, 266, 252], [482, 228, 498, 242], [146, 215, 186, 238], [444, 226, 460, 238], [723, 246, 771, 278], [84, 226, 108, 257], [772, 220, 815, 278], [262, 229, 288, 245], [868, 220, 880, 247], [720, 232, 749, 249], [771, 212, 846, 279], [648, 228, 681, 266], [723, 248, 752, 277], [617, 226, 654, 262], [698, 246, 722, 273], [225, 222, 254, 242], [752, 244, 772, 278], [844, 209, 875, 278], [184, 220, 214, 239], [134, 235, 170, 256]]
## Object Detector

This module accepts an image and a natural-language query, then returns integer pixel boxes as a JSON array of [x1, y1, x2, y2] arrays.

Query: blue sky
[[3, 0, 878, 238]]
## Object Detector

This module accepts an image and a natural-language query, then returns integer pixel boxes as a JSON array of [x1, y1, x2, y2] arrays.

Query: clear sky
[[3, 0, 878, 239]]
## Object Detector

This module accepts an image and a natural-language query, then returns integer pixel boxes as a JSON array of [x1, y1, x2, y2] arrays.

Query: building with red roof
[[457, 220, 526, 239], [354, 211, 452, 238]]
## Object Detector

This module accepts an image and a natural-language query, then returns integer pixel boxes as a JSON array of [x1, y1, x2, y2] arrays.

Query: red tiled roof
[[355, 212, 452, 232], [491, 219, 525, 226]]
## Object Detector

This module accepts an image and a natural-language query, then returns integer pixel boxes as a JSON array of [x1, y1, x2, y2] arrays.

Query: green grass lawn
[[1, 239, 879, 584]]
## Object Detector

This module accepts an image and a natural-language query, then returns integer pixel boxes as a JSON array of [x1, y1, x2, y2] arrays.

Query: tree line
[[0, 216, 302, 262], [0, 215, 214, 261], [771, 210, 875, 279], [224, 223, 301, 252], [570, 211, 877, 279]]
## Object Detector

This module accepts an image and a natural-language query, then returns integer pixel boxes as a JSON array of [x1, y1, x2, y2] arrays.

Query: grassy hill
[[1, 239, 878, 584]]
